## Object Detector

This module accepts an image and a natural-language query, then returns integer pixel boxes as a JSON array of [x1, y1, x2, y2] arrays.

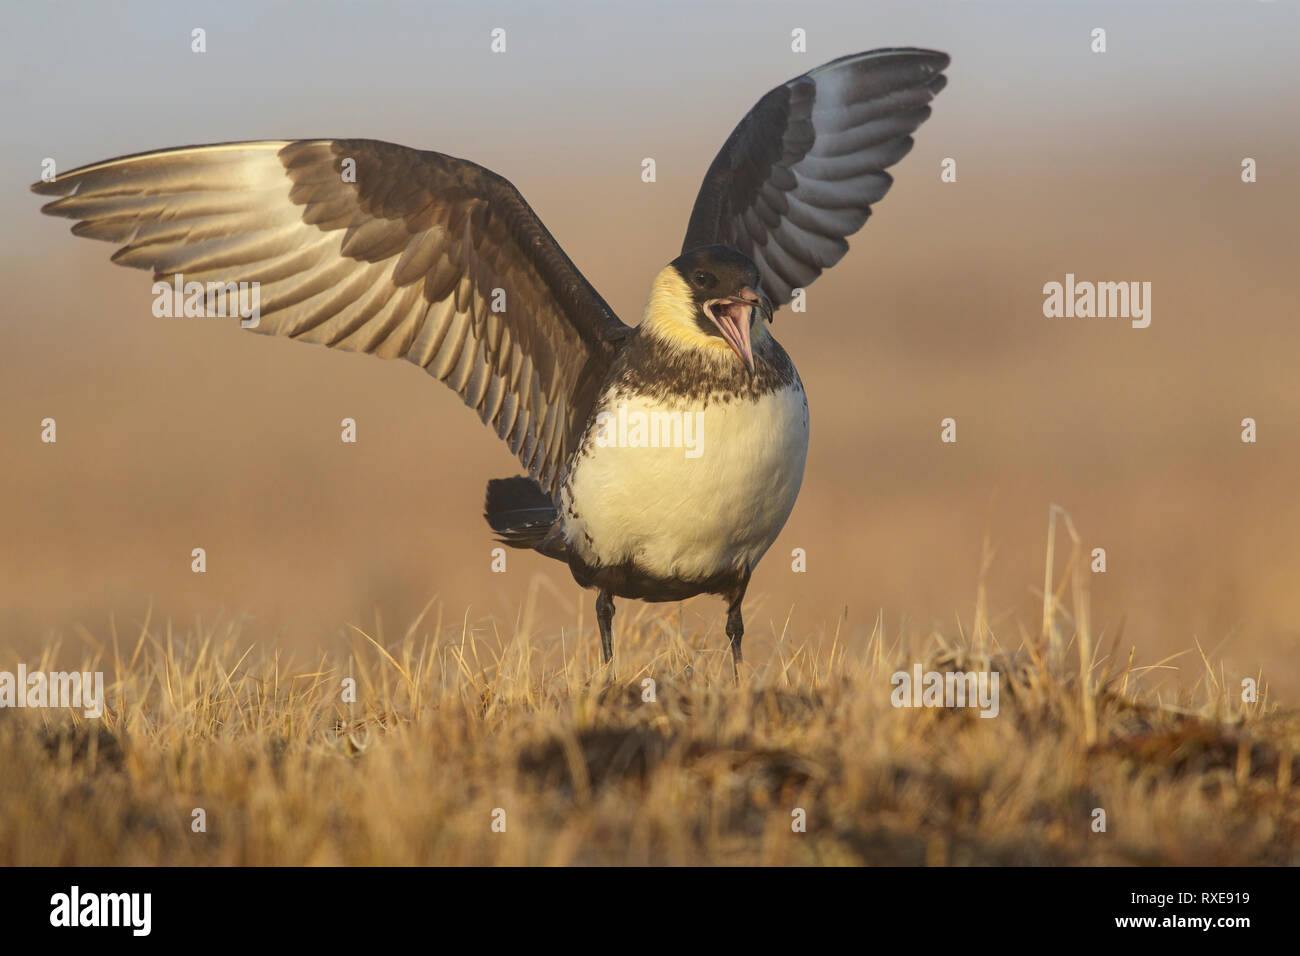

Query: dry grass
[[2, 522, 1297, 868]]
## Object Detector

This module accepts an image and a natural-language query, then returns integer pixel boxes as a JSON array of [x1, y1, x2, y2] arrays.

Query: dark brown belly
[[567, 553, 747, 602]]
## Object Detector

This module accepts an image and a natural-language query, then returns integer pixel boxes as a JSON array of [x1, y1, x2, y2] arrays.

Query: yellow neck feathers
[[641, 265, 762, 358]]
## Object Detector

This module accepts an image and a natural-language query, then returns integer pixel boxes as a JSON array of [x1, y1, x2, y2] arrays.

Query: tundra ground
[[2, 576, 1295, 866]]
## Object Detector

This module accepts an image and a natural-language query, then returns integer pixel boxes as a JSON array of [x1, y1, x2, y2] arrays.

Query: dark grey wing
[[33, 139, 630, 496], [682, 48, 949, 305]]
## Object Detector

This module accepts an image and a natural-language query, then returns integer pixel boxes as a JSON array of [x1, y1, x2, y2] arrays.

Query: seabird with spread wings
[[33, 48, 949, 677]]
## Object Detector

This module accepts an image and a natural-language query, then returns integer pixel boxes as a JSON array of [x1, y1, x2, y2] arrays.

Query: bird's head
[[641, 245, 773, 375]]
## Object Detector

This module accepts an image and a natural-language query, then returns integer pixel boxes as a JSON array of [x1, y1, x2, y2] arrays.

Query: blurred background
[[3, 1, 1298, 694]]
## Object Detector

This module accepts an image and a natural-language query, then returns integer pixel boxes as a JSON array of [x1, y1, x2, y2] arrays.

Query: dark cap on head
[[670, 245, 761, 306]]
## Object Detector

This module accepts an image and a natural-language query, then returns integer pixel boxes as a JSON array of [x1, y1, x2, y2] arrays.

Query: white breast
[[560, 379, 809, 583]]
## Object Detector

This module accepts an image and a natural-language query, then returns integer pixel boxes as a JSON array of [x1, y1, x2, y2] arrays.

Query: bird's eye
[[692, 270, 717, 289]]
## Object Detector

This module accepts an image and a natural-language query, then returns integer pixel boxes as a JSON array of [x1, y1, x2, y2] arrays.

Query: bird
[[32, 47, 949, 679]]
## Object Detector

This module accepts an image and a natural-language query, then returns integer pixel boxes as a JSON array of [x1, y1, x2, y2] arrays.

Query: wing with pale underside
[[682, 48, 950, 305], [33, 139, 630, 496]]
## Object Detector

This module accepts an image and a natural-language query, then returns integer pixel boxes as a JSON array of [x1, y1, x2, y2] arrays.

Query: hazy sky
[[6, 1, 1298, 283]]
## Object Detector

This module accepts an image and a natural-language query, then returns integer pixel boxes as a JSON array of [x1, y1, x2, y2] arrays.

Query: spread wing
[[32, 139, 630, 496], [682, 48, 950, 305]]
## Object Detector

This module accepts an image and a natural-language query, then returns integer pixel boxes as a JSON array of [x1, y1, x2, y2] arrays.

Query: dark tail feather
[[484, 476, 564, 557]]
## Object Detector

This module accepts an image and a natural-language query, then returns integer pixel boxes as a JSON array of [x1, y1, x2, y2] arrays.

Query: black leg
[[726, 596, 745, 683], [596, 589, 616, 665]]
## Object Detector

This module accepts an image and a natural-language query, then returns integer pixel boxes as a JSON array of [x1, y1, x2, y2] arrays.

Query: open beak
[[703, 287, 765, 375]]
